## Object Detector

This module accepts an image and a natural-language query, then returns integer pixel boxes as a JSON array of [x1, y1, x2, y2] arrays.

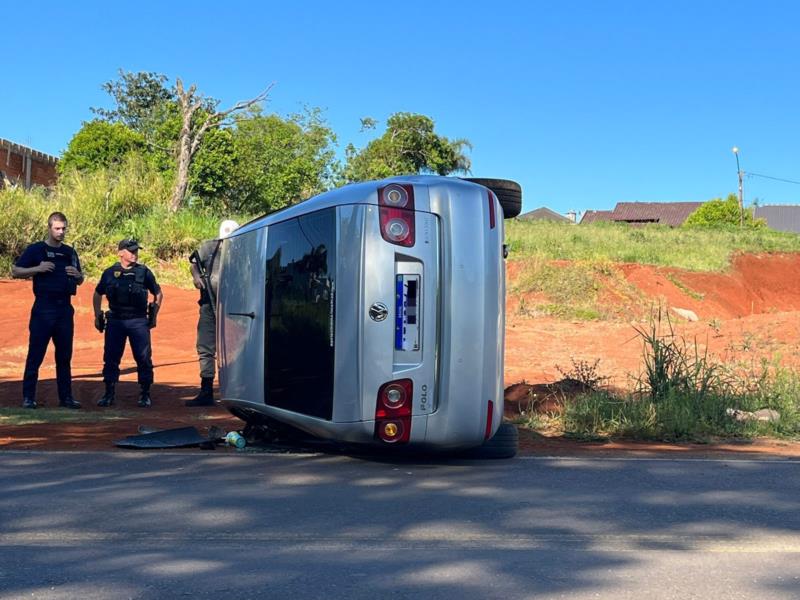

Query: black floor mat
[[114, 426, 216, 449]]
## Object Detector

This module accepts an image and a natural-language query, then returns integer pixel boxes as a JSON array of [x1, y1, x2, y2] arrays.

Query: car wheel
[[462, 423, 518, 459], [463, 178, 522, 219]]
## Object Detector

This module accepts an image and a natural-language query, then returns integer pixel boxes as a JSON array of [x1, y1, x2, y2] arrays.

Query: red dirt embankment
[[620, 253, 800, 319], [505, 253, 800, 388], [503, 253, 800, 457], [1, 252, 799, 457]]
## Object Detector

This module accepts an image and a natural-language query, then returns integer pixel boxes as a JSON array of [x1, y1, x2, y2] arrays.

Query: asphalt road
[[0, 450, 798, 599]]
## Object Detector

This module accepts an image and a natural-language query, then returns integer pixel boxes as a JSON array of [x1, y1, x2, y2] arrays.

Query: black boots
[[97, 382, 115, 407], [97, 382, 150, 407], [185, 377, 214, 407], [59, 397, 82, 409], [23, 397, 80, 409], [23, 397, 81, 409], [138, 385, 152, 408]]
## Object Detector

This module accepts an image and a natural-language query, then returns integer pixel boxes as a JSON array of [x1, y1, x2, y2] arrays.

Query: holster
[[147, 303, 159, 329], [95, 311, 106, 333]]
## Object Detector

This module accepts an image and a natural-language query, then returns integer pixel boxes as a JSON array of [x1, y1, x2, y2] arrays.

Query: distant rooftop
[[580, 209, 614, 224], [517, 207, 572, 223], [754, 205, 800, 234], [581, 201, 703, 227]]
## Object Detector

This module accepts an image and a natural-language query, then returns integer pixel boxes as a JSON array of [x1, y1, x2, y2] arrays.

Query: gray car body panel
[[217, 176, 504, 451]]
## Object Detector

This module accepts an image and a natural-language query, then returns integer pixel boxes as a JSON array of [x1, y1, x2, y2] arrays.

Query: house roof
[[517, 207, 571, 222], [580, 210, 614, 224], [0, 137, 59, 164], [580, 202, 703, 227], [754, 205, 800, 234], [611, 202, 703, 226]]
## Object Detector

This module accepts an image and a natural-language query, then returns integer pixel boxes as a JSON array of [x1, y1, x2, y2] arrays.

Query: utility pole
[[732, 146, 744, 226]]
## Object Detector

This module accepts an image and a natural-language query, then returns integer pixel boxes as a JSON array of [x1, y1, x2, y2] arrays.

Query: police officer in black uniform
[[12, 211, 84, 409], [93, 239, 163, 408]]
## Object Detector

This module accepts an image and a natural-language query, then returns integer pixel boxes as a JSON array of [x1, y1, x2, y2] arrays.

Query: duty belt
[[34, 293, 71, 304], [108, 311, 146, 320]]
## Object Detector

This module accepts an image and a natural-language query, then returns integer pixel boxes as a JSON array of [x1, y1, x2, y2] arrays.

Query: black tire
[[463, 178, 522, 219], [462, 423, 518, 459]]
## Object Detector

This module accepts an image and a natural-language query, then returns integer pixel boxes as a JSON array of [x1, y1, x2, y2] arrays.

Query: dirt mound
[[505, 253, 800, 389], [504, 380, 598, 418], [618, 253, 800, 320], [508, 252, 800, 322]]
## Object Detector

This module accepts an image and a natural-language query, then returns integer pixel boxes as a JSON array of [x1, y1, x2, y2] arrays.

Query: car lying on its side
[[216, 175, 521, 456]]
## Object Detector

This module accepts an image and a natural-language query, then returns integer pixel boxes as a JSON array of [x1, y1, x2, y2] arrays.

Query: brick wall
[[0, 139, 58, 189]]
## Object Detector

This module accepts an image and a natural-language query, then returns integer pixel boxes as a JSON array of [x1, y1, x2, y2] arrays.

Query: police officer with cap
[[93, 239, 163, 408], [12, 211, 84, 409]]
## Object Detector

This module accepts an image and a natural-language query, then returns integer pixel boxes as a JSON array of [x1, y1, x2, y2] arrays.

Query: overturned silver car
[[216, 176, 521, 456]]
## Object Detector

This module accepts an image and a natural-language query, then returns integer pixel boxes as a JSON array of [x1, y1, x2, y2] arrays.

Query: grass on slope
[[505, 220, 800, 320], [506, 220, 800, 271]]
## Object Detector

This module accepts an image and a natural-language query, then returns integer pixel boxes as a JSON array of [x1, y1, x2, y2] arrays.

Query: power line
[[746, 171, 800, 186]]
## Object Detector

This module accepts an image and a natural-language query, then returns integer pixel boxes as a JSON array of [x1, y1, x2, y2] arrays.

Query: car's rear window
[[264, 208, 336, 420]]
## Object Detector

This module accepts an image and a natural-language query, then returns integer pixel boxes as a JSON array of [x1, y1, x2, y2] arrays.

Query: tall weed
[[0, 158, 251, 284], [633, 309, 723, 404], [559, 311, 800, 441], [0, 186, 50, 257]]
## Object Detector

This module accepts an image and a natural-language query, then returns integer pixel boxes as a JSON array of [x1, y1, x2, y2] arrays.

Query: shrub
[[59, 120, 147, 174], [684, 194, 765, 228]]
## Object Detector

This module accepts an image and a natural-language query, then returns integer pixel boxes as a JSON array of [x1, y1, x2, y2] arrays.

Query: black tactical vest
[[107, 265, 149, 318]]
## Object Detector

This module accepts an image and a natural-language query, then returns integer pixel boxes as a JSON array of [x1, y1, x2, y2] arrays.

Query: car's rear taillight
[[378, 184, 415, 247], [375, 378, 413, 444], [485, 400, 494, 440], [488, 190, 496, 229]]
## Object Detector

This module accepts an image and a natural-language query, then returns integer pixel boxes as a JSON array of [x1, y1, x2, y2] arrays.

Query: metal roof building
[[580, 202, 703, 227], [754, 205, 800, 234]]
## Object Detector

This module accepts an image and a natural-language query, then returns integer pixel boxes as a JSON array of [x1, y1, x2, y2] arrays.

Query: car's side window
[[264, 208, 337, 419]]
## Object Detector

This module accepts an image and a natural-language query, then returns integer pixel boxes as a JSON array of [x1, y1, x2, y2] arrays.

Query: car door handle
[[228, 311, 256, 319]]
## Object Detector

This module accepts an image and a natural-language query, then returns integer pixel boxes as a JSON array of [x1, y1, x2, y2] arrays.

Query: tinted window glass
[[264, 209, 336, 420]]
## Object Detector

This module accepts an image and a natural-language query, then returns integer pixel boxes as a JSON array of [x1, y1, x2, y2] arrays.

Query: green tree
[[344, 112, 471, 182], [76, 70, 181, 175], [92, 70, 177, 134], [84, 70, 270, 211], [187, 126, 238, 203], [223, 107, 339, 213], [684, 194, 766, 228], [59, 120, 147, 174]]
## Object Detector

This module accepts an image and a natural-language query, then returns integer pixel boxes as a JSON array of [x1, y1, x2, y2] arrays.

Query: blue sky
[[4, 0, 800, 215]]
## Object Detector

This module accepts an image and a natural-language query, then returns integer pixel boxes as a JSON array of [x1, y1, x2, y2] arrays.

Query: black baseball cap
[[118, 239, 143, 252]]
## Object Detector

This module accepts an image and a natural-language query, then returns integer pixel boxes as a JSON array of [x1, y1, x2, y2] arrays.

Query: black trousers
[[102, 317, 153, 387], [22, 299, 74, 401]]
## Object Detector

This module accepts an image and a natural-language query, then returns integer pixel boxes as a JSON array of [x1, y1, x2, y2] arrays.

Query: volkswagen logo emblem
[[369, 302, 389, 322]]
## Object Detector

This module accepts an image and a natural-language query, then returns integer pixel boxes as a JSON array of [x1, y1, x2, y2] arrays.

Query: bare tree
[[170, 79, 273, 211]]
